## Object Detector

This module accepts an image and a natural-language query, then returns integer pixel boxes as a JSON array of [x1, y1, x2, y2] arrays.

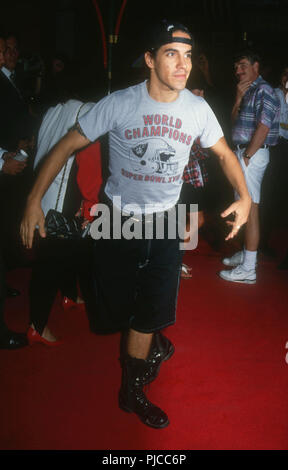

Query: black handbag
[[45, 209, 84, 239]]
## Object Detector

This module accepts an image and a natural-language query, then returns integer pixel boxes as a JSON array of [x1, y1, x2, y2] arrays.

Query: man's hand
[[20, 201, 46, 249], [221, 197, 251, 240], [232, 79, 252, 122], [236, 79, 252, 101], [2, 153, 26, 175]]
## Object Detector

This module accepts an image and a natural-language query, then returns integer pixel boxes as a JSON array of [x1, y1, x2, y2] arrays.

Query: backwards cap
[[145, 19, 194, 52]]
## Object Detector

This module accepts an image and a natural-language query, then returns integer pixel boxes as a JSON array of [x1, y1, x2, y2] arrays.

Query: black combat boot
[[144, 331, 174, 384], [119, 331, 174, 385], [119, 355, 169, 429]]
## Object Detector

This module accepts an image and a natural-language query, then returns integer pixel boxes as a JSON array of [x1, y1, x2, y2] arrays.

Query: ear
[[144, 51, 154, 70], [253, 61, 259, 74]]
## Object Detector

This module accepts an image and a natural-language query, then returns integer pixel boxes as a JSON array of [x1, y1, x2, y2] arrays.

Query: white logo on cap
[[167, 24, 174, 31]]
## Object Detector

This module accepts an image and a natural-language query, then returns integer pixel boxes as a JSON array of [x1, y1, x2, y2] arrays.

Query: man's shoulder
[[111, 82, 143, 100], [255, 76, 275, 94], [254, 77, 280, 109]]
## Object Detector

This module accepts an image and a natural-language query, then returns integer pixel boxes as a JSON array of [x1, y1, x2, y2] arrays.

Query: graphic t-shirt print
[[123, 112, 193, 181]]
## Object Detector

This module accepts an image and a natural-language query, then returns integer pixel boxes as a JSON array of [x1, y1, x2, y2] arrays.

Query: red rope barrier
[[115, 0, 127, 38], [92, 0, 108, 69]]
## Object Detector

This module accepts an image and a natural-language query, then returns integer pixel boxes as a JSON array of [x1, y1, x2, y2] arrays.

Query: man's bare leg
[[245, 202, 260, 251], [242, 201, 259, 271]]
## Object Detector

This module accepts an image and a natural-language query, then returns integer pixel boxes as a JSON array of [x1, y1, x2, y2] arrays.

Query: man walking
[[220, 50, 280, 284], [20, 20, 250, 428]]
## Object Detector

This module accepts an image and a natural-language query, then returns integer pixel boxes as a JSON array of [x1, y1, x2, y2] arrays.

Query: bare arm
[[210, 136, 251, 240], [243, 122, 270, 162], [20, 129, 90, 249]]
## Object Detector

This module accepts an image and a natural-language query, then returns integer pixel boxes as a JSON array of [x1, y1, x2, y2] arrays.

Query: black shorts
[[180, 183, 206, 212], [92, 211, 183, 333]]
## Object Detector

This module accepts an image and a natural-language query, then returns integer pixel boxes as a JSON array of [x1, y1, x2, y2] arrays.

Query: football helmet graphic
[[129, 138, 178, 175]]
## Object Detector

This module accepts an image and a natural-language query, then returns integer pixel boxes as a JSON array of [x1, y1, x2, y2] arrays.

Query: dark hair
[[233, 49, 261, 65]]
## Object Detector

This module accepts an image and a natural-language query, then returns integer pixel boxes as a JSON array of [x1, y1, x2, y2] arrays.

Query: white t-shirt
[[34, 100, 94, 216], [78, 81, 223, 214]]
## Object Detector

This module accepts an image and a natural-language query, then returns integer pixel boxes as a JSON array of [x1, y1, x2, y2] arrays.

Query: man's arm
[[210, 136, 251, 240], [20, 129, 90, 249], [243, 122, 270, 163]]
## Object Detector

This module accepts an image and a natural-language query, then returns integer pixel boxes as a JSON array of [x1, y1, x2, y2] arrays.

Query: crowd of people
[[0, 21, 287, 429]]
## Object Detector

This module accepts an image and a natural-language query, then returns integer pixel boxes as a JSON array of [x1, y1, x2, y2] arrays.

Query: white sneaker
[[219, 265, 256, 284], [222, 251, 244, 267]]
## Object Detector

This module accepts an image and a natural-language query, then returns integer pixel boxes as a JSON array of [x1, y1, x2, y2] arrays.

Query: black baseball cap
[[145, 19, 194, 53]]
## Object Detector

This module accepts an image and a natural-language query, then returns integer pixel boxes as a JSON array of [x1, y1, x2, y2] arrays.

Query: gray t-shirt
[[78, 81, 223, 214]]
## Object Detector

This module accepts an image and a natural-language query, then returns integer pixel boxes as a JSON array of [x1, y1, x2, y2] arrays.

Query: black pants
[[91, 199, 184, 334], [260, 138, 288, 245], [29, 236, 96, 334], [0, 170, 32, 270]]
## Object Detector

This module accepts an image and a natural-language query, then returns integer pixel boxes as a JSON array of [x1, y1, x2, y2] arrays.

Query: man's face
[[0, 39, 6, 68], [234, 57, 259, 83], [4, 36, 19, 71], [145, 31, 192, 93]]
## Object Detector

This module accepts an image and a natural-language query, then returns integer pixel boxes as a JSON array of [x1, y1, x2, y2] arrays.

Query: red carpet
[[1, 234, 288, 450]]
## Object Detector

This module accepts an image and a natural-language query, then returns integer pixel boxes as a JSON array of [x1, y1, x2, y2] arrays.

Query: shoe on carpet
[[181, 263, 192, 279], [119, 331, 174, 385], [219, 265, 256, 284], [144, 332, 175, 384], [27, 327, 63, 347], [119, 356, 169, 429], [62, 296, 84, 310], [6, 286, 21, 298], [0, 330, 28, 349], [222, 251, 244, 267]]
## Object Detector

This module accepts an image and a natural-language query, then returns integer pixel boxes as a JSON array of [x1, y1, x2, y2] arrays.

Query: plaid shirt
[[232, 75, 280, 146], [182, 138, 209, 188]]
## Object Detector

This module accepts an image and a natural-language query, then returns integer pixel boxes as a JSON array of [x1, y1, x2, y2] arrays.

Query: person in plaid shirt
[[219, 49, 280, 284]]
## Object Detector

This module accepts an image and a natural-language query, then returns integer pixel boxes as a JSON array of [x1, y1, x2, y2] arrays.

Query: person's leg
[[0, 245, 27, 348], [241, 202, 259, 271], [29, 255, 60, 341], [0, 246, 7, 335], [220, 148, 268, 281], [119, 234, 181, 428], [29, 238, 68, 341], [244, 202, 260, 251], [181, 186, 204, 278], [59, 270, 79, 303], [126, 329, 153, 359]]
